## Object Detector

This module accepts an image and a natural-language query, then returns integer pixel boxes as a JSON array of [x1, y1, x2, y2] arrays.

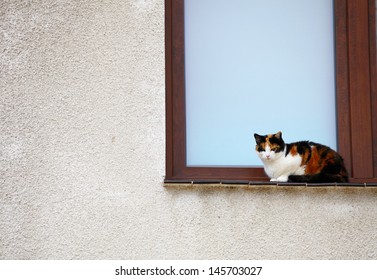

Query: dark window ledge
[[164, 179, 377, 188]]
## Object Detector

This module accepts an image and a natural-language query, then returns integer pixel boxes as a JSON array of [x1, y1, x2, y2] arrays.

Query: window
[[165, 0, 377, 183], [185, 0, 337, 167]]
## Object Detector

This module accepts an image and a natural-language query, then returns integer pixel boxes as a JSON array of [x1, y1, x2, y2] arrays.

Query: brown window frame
[[165, 0, 377, 183]]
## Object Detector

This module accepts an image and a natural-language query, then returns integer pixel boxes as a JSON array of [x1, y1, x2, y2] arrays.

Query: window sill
[[164, 179, 377, 189]]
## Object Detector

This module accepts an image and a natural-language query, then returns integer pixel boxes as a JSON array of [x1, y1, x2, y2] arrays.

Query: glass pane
[[185, 0, 336, 166]]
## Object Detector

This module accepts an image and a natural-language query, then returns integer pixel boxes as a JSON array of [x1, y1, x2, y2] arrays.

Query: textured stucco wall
[[1, 0, 377, 259]]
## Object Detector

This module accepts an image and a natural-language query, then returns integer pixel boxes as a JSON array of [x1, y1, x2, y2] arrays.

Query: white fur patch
[[257, 146, 304, 182]]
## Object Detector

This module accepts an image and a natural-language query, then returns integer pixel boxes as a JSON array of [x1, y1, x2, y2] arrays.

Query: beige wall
[[1, 0, 377, 259]]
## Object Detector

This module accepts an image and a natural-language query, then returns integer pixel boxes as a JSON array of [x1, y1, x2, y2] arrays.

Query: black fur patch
[[269, 136, 284, 146], [254, 134, 266, 144], [295, 141, 310, 154]]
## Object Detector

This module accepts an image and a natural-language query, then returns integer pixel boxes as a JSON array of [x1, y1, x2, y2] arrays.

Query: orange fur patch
[[305, 146, 320, 174], [290, 146, 298, 156], [304, 146, 337, 175]]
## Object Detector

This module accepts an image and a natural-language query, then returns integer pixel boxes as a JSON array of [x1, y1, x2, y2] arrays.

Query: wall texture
[[1, 0, 377, 259]]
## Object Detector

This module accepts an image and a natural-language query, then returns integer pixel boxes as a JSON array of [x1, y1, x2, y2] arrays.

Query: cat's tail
[[288, 173, 349, 183]]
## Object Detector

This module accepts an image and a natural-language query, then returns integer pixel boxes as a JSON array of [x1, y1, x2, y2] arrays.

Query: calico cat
[[254, 131, 348, 183]]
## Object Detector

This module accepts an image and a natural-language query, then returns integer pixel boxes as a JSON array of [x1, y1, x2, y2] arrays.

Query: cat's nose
[[266, 155, 270, 159]]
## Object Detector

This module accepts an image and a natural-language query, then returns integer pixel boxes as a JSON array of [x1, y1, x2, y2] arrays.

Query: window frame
[[165, 0, 377, 183]]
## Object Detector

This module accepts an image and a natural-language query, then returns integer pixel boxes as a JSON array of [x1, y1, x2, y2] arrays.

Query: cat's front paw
[[276, 175, 288, 182], [270, 178, 278, 182]]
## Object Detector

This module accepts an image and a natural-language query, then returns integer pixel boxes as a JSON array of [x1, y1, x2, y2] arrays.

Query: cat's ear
[[275, 131, 282, 139], [254, 133, 263, 144]]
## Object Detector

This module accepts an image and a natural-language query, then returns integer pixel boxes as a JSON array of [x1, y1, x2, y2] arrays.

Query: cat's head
[[254, 131, 285, 161]]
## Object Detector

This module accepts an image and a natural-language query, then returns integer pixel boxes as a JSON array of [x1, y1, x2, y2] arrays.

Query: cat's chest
[[263, 154, 305, 177]]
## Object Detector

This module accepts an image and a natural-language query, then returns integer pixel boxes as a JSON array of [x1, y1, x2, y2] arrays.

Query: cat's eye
[[257, 147, 265, 152]]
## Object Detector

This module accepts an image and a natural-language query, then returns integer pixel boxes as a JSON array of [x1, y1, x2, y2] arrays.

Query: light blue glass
[[185, 0, 336, 166]]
